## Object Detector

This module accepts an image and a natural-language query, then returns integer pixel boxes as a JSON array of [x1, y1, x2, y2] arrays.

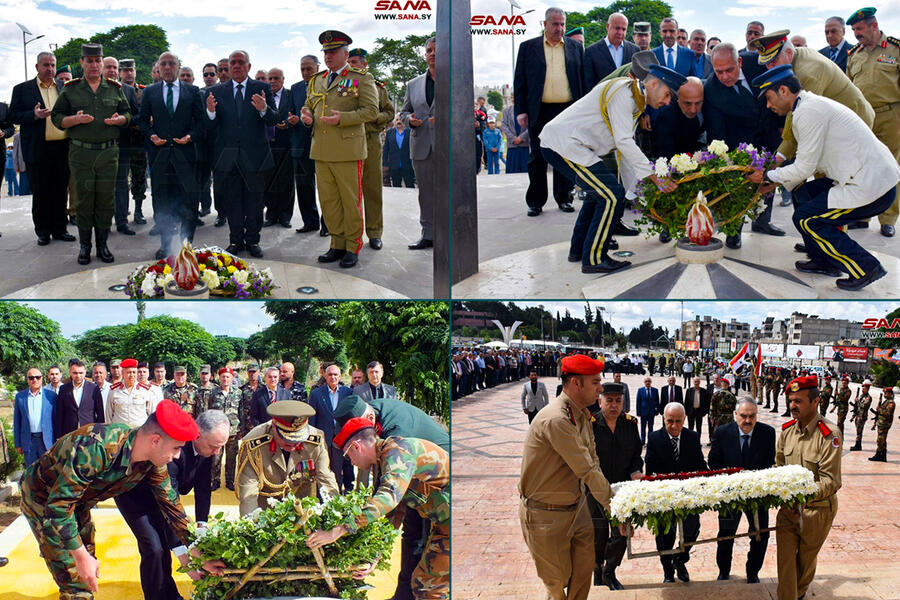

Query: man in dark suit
[[384, 120, 415, 187], [652, 77, 705, 159], [645, 402, 707, 583], [54, 359, 104, 438], [105, 58, 143, 237], [514, 7, 583, 217], [652, 18, 696, 76], [204, 49, 279, 258], [583, 13, 640, 90], [352, 360, 398, 401], [307, 362, 354, 491], [289, 55, 325, 234], [250, 366, 292, 427], [683, 376, 711, 436], [262, 68, 295, 229], [9, 51, 75, 246], [708, 398, 776, 583], [820, 17, 852, 72], [137, 52, 205, 259], [635, 376, 660, 444], [660, 375, 684, 406], [14, 368, 56, 467], [688, 30, 714, 79]]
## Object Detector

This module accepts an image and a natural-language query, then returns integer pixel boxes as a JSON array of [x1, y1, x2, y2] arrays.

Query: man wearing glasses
[[14, 369, 57, 467]]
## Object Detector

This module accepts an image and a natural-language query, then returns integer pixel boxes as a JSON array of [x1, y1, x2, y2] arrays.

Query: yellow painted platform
[[0, 488, 400, 600]]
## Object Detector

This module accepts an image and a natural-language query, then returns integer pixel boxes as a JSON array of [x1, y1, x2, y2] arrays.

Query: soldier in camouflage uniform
[[709, 376, 737, 435], [0, 417, 8, 566], [769, 369, 785, 413], [831, 377, 852, 437], [849, 379, 873, 450], [309, 417, 449, 600], [195, 364, 221, 416], [869, 386, 896, 461], [764, 368, 775, 408], [211, 367, 243, 490], [18, 400, 224, 599], [162, 365, 198, 415], [819, 376, 834, 416], [239, 363, 261, 438]]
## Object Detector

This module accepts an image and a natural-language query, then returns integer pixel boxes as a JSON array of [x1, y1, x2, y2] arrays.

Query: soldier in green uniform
[[18, 399, 224, 598], [308, 416, 450, 600], [846, 7, 900, 237], [162, 365, 199, 415], [117, 58, 149, 226], [764, 368, 776, 408], [348, 48, 394, 250], [849, 379, 873, 450], [869, 385, 896, 461], [819, 376, 834, 416], [0, 417, 9, 567], [236, 400, 338, 516], [194, 364, 220, 418], [211, 367, 243, 491], [300, 30, 378, 268], [831, 376, 852, 437], [769, 368, 785, 413], [709, 375, 737, 434], [239, 363, 260, 438], [50, 43, 131, 266]]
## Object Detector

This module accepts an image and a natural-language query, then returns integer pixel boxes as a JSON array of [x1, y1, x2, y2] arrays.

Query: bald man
[[584, 13, 641, 90], [652, 77, 705, 158], [262, 67, 296, 228]]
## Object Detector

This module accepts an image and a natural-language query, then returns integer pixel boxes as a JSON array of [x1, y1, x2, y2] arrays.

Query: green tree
[[262, 302, 346, 379], [572, 0, 673, 48], [53, 25, 168, 84], [73, 324, 138, 367], [246, 331, 274, 367], [119, 315, 226, 377], [486, 90, 504, 112], [337, 302, 449, 422], [367, 33, 434, 101], [217, 336, 247, 361], [0, 304, 70, 377]]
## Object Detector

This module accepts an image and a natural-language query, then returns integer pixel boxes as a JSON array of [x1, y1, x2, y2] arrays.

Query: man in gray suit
[[398, 37, 435, 250], [352, 360, 397, 402], [522, 369, 549, 423]]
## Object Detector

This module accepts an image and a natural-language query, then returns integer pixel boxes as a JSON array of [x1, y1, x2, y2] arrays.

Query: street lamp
[[507, 1, 535, 87], [17, 23, 45, 81]]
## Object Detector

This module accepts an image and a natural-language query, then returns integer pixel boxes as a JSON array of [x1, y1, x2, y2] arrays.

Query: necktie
[[269, 390, 275, 404], [671, 436, 680, 462], [666, 47, 675, 69], [166, 83, 174, 116], [235, 82, 244, 122], [830, 47, 839, 61], [328, 72, 338, 86], [741, 434, 751, 466]]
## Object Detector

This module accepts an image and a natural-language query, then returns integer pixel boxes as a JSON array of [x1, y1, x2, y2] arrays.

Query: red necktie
[[269, 390, 275, 404]]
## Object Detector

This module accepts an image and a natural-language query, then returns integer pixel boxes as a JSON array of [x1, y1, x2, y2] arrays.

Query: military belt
[[70, 139, 117, 150], [522, 497, 579, 511], [873, 101, 900, 114]]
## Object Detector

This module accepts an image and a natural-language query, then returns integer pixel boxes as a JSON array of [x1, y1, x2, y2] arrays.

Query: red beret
[[842, 376, 850, 382], [825, 376, 832, 380], [560, 354, 605, 375], [217, 367, 234, 376], [785, 375, 818, 394], [333, 416, 375, 450], [120, 358, 138, 369], [155, 399, 199, 441]]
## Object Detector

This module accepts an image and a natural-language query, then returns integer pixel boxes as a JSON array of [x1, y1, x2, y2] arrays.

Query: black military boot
[[77, 228, 92, 265], [849, 442, 862, 451], [95, 229, 115, 263], [869, 450, 887, 462]]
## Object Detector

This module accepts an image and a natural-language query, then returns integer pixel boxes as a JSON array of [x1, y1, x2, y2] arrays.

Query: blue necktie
[[830, 47, 839, 61], [666, 47, 675, 69]]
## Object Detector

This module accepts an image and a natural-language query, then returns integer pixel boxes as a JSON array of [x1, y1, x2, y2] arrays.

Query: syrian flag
[[754, 344, 762, 377], [730, 342, 750, 373]]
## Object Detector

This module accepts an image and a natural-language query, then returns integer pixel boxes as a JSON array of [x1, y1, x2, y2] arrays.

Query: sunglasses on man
[[27, 375, 43, 380]]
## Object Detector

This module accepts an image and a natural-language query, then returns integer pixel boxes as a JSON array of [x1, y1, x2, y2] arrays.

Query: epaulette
[[111, 381, 124, 389], [137, 382, 151, 390], [782, 419, 797, 430], [65, 78, 81, 86], [565, 404, 576, 426], [817, 421, 832, 437], [306, 434, 322, 444], [624, 413, 637, 423], [246, 435, 271, 451], [106, 78, 122, 88], [347, 66, 367, 75], [374, 78, 386, 88], [848, 42, 863, 55], [314, 69, 327, 79], [886, 36, 900, 49], [137, 83, 146, 89]]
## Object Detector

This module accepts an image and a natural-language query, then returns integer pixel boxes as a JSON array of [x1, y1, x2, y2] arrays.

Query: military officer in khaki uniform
[[50, 43, 131, 266], [236, 400, 338, 516], [519, 354, 618, 600], [348, 48, 394, 250], [776, 375, 842, 600], [847, 7, 900, 237], [301, 30, 378, 268]]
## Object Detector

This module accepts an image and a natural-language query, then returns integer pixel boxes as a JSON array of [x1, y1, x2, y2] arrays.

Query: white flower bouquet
[[609, 465, 818, 535]]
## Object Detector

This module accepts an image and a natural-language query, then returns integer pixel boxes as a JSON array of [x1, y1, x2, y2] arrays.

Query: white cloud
[[214, 23, 256, 33]]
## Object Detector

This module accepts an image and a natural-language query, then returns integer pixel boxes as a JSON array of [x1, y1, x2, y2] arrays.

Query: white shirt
[[99, 381, 111, 406], [162, 79, 181, 109], [27, 389, 43, 433], [206, 78, 267, 120], [605, 37, 624, 68], [768, 91, 900, 208], [72, 381, 84, 408], [540, 78, 652, 193], [662, 43, 679, 69]]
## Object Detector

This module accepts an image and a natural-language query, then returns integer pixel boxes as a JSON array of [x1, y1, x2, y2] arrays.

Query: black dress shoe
[[558, 201, 574, 212], [725, 235, 742, 249], [53, 232, 76, 242], [527, 207, 542, 217], [318, 248, 346, 263], [794, 243, 807, 253], [662, 570, 675, 584], [582, 258, 631, 274], [68, 215, 77, 225], [747, 573, 760, 584], [320, 223, 329, 236], [881, 224, 895, 237], [717, 573, 730, 581], [567, 253, 581, 263], [408, 238, 433, 250], [751, 222, 785, 236], [195, 219, 205, 227], [225, 243, 245, 254], [247, 244, 263, 258], [782, 410, 792, 416], [660, 230, 672, 243], [369, 238, 383, 250], [836, 264, 887, 291], [340, 252, 358, 268], [604, 572, 624, 590], [795, 260, 842, 277], [614, 222, 639, 236], [37, 235, 50, 246], [593, 568, 603, 587], [155, 248, 167, 261], [262, 219, 276, 227], [608, 237, 619, 250], [199, 208, 211, 217], [117, 224, 136, 236], [214, 216, 227, 227], [675, 562, 690, 582], [133, 212, 147, 225], [769, 408, 779, 413], [280, 221, 292, 228], [296, 224, 318, 233], [847, 220, 869, 229]]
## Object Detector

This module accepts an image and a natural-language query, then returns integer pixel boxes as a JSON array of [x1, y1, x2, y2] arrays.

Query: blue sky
[[22, 301, 274, 338], [1, 0, 434, 101], [471, 0, 900, 86]]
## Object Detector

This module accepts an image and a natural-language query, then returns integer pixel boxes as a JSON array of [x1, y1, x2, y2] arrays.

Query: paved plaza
[[452, 372, 900, 599], [0, 184, 432, 298]]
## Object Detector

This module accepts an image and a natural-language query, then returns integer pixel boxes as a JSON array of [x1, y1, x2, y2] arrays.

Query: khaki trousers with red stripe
[[316, 160, 365, 253]]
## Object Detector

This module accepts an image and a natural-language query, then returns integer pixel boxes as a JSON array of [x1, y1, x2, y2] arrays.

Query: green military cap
[[847, 7, 876, 25], [633, 22, 651, 34], [267, 400, 315, 444], [246, 362, 260, 371], [82, 43, 103, 57], [119, 59, 135, 69], [749, 29, 790, 64], [199, 364, 211, 374], [319, 30, 353, 51], [110, 358, 121, 367], [334, 395, 369, 423], [55, 65, 71, 76], [174, 365, 187, 373], [565, 27, 584, 37], [348, 48, 368, 58]]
